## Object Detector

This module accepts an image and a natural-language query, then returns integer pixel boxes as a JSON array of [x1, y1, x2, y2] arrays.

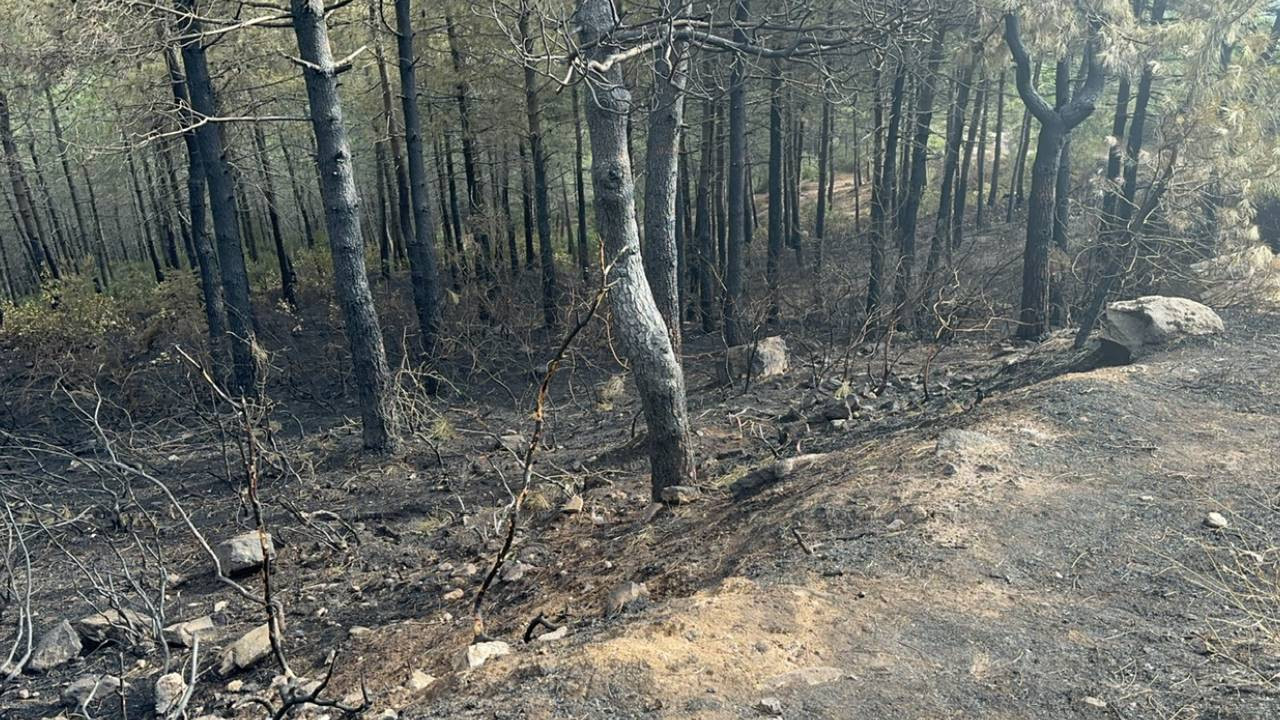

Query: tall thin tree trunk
[[290, 0, 398, 451], [987, 69, 1006, 208], [176, 0, 259, 394], [952, 79, 985, 250], [722, 0, 750, 346], [814, 98, 833, 270], [447, 13, 493, 280], [518, 4, 557, 327], [252, 125, 298, 307], [766, 62, 785, 324], [641, 0, 690, 352], [371, 0, 412, 266], [394, 0, 444, 363], [867, 60, 905, 321], [0, 90, 55, 280], [694, 98, 717, 332], [572, 85, 590, 281], [578, 0, 694, 499]]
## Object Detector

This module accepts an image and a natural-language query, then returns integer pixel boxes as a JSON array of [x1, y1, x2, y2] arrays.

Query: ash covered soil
[[2, 307, 1278, 720]]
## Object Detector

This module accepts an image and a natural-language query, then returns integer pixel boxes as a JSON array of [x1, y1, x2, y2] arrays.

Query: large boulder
[[28, 619, 82, 672], [718, 336, 789, 384], [214, 531, 274, 575], [1176, 245, 1280, 306], [1099, 296, 1224, 362]]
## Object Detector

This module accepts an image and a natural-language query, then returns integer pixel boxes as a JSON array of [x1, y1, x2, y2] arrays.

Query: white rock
[[442, 589, 465, 602], [560, 495, 584, 514], [454, 641, 511, 671], [407, 669, 436, 691], [214, 532, 275, 574], [28, 620, 82, 672], [163, 616, 215, 648], [1204, 511, 1230, 529], [535, 626, 568, 642], [604, 581, 649, 616], [153, 672, 187, 716], [1100, 296, 1224, 362], [755, 697, 783, 716], [719, 336, 789, 384], [218, 624, 272, 675]]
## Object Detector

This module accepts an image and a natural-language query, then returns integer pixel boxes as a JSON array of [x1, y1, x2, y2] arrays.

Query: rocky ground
[[1, 299, 1277, 719]]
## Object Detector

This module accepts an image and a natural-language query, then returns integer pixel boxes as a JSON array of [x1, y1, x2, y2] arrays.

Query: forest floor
[[1, 197, 1279, 718]]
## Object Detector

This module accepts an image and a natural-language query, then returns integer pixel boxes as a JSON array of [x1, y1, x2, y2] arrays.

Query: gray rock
[[604, 581, 649, 616], [214, 531, 275, 574], [659, 485, 701, 505], [163, 615, 215, 648], [407, 669, 436, 691], [496, 433, 526, 454], [719, 336, 789, 384], [1100, 296, 1224, 362], [500, 562, 529, 583], [454, 640, 511, 671], [755, 697, 783, 716], [560, 495, 584, 514], [218, 624, 272, 675], [28, 620, 81, 672], [74, 608, 151, 645], [153, 672, 187, 716], [535, 625, 568, 642], [62, 674, 123, 707], [1204, 511, 1230, 529]]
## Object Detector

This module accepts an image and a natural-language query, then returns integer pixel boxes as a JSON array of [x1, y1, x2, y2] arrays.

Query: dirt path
[[416, 310, 1280, 719]]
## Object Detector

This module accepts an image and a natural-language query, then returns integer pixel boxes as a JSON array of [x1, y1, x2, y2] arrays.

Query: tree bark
[[723, 0, 750, 346], [252, 125, 298, 307], [577, 0, 695, 499], [394, 0, 444, 362], [1005, 13, 1104, 338], [518, 4, 558, 327], [0, 90, 55, 280], [867, 60, 905, 321], [766, 62, 784, 324], [572, 85, 591, 280], [290, 0, 398, 451], [694, 98, 717, 332], [176, 0, 260, 394], [641, 0, 690, 353], [987, 69, 1006, 208], [447, 13, 493, 280]]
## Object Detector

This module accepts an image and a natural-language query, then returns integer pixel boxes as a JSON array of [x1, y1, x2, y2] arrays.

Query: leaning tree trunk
[[289, 0, 398, 452], [577, 0, 695, 500], [0, 90, 55, 280], [175, 0, 259, 394], [641, 0, 690, 353], [394, 0, 444, 364]]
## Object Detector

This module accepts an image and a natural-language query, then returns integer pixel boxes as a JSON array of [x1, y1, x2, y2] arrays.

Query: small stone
[[1204, 512, 1229, 529], [407, 670, 435, 691], [376, 710, 398, 720], [218, 624, 272, 675], [497, 433, 526, 454], [213, 600, 229, 614], [604, 581, 649, 616], [755, 697, 783, 716], [348, 626, 372, 639], [535, 626, 568, 642], [1083, 696, 1107, 709], [153, 672, 187, 716], [214, 532, 275, 575], [885, 518, 905, 532], [500, 562, 528, 583], [62, 675, 123, 707], [659, 485, 701, 505], [28, 620, 82, 672], [561, 495, 584, 514], [74, 608, 151, 645], [454, 641, 511, 671], [163, 616, 215, 648], [442, 589, 465, 601], [226, 679, 244, 692]]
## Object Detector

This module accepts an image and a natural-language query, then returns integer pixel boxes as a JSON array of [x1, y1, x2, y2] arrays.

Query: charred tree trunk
[[517, 139, 535, 272], [518, 4, 557, 327], [290, 0, 398, 451], [694, 98, 717, 332], [572, 85, 591, 281], [447, 14, 493, 280], [641, 0, 690, 352], [578, 0, 695, 499], [813, 98, 832, 270], [867, 60, 905, 321], [766, 62, 784, 324], [987, 69, 1006, 209], [929, 58, 975, 276], [722, 0, 750, 346], [372, 0, 412, 268], [952, 79, 984, 251], [0, 90, 55, 280], [394, 0, 445, 362], [252, 125, 298, 307], [1007, 61, 1041, 221], [1005, 13, 1103, 339], [893, 29, 946, 323], [176, 0, 259, 394]]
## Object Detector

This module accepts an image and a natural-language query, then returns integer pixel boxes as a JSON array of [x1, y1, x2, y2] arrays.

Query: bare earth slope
[[416, 309, 1280, 719]]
